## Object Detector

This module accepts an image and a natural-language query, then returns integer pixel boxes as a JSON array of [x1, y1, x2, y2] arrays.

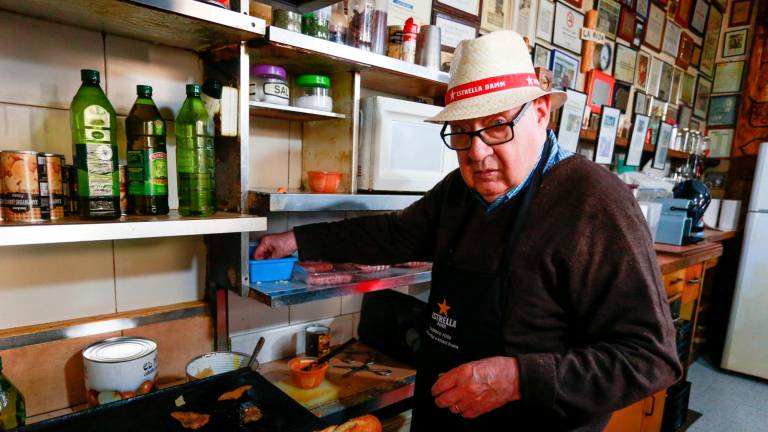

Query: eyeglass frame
[[439, 101, 532, 151]]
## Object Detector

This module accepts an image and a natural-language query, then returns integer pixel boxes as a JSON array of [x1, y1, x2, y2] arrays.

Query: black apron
[[411, 138, 553, 431]]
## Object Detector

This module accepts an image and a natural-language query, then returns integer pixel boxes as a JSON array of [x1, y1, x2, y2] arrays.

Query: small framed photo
[[691, 44, 703, 67], [648, 117, 661, 146], [480, 0, 510, 32], [694, 76, 713, 118], [617, 6, 637, 44], [634, 91, 648, 114], [708, 129, 734, 158], [511, 0, 539, 43], [665, 105, 678, 124], [533, 44, 552, 68], [550, 48, 580, 90], [435, 0, 482, 19], [663, 21, 683, 57], [647, 57, 663, 98], [689, 0, 710, 36], [536, 0, 556, 43], [653, 122, 675, 170], [557, 89, 589, 152], [586, 70, 616, 113], [712, 61, 745, 94], [670, 67, 683, 104], [707, 94, 739, 127], [614, 44, 637, 83], [680, 72, 696, 105], [596, 0, 622, 40], [650, 97, 668, 119], [626, 114, 651, 166], [636, 0, 650, 20], [634, 19, 645, 48], [728, 0, 752, 27], [613, 82, 632, 112], [678, 104, 693, 128], [676, 32, 695, 69], [657, 61, 674, 102], [643, 3, 666, 52], [689, 117, 702, 132], [674, 0, 694, 28], [433, 11, 480, 52], [700, 6, 723, 78], [595, 106, 622, 164], [552, 1, 585, 54], [723, 29, 749, 57], [635, 50, 651, 91]]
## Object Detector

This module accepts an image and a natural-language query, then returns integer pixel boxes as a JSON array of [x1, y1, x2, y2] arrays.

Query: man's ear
[[533, 95, 552, 128]]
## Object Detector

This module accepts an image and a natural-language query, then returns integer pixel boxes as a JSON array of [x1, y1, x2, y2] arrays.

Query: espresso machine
[[655, 180, 711, 245]]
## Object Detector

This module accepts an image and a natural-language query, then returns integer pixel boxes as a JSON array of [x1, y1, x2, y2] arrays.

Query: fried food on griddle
[[170, 411, 210, 430], [314, 415, 382, 432], [239, 402, 263, 424], [218, 384, 253, 401]]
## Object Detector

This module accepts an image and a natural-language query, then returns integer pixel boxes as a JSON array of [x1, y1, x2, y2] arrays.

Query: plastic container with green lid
[[294, 74, 333, 112]]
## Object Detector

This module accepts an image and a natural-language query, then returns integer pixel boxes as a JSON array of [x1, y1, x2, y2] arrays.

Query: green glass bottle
[[176, 84, 215, 216], [0, 356, 26, 430], [126, 85, 169, 215], [70, 69, 120, 219]]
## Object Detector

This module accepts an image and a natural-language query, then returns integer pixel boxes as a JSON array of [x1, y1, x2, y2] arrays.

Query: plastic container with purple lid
[[249, 64, 290, 105]]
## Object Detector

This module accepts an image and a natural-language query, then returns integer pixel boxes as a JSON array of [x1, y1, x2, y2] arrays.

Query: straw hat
[[427, 30, 567, 123]]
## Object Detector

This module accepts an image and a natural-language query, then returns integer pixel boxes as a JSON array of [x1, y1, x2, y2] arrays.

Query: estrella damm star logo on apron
[[426, 299, 459, 350]]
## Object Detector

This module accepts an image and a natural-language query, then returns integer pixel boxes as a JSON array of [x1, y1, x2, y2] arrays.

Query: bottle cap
[[404, 17, 419, 34], [202, 78, 223, 99], [136, 85, 153, 98], [81, 69, 100, 83], [186, 84, 202, 97], [295, 74, 331, 88]]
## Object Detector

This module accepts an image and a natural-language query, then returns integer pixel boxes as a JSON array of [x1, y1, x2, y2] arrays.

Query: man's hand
[[431, 356, 521, 419], [253, 231, 298, 260]]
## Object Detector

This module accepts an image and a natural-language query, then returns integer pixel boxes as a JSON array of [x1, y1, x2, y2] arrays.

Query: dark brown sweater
[[295, 155, 682, 429]]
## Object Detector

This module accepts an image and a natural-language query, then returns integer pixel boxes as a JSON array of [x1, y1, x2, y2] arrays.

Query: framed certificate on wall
[[552, 2, 584, 54], [435, 0, 482, 17], [433, 11, 480, 52], [480, 0, 509, 32]]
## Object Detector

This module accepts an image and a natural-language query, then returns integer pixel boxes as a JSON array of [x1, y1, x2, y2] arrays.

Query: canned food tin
[[305, 324, 331, 357], [63, 164, 77, 215], [118, 164, 127, 217], [83, 336, 158, 407], [1, 150, 50, 221], [0, 152, 3, 222], [45, 154, 65, 220]]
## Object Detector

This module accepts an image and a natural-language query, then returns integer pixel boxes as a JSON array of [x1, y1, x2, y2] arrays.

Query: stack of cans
[[0, 150, 67, 222]]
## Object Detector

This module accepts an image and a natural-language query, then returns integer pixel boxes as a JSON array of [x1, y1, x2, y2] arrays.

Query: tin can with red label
[[118, 164, 127, 217], [45, 154, 65, 220], [1, 150, 50, 222]]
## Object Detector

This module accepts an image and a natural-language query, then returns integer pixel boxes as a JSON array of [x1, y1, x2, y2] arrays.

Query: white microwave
[[358, 96, 459, 192]]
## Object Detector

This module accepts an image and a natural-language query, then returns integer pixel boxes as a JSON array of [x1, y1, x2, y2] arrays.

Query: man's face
[[449, 96, 552, 203]]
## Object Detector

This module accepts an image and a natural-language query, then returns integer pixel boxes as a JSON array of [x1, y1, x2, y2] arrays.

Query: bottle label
[[127, 149, 168, 196], [82, 105, 115, 198], [263, 83, 289, 100]]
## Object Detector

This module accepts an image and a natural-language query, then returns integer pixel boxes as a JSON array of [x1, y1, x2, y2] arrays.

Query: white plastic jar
[[249, 64, 290, 105], [294, 74, 333, 112]]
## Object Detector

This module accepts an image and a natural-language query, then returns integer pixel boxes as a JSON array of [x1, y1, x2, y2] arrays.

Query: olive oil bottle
[[176, 84, 215, 216], [0, 356, 26, 430], [126, 85, 169, 215], [69, 69, 120, 219]]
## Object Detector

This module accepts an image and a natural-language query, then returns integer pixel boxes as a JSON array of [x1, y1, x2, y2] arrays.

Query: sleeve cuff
[[516, 352, 557, 409], [293, 223, 325, 261]]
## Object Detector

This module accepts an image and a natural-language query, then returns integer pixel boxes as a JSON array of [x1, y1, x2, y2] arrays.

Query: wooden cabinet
[[605, 390, 667, 432]]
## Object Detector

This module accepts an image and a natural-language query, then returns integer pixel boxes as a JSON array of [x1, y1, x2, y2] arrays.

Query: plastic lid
[[203, 78, 223, 99], [83, 337, 157, 363], [186, 84, 202, 97], [136, 85, 153, 98], [296, 74, 331, 88], [404, 17, 418, 34], [81, 69, 100, 83], [250, 64, 288, 80]]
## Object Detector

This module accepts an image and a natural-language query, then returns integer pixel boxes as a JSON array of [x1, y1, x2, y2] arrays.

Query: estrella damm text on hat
[[445, 73, 542, 105]]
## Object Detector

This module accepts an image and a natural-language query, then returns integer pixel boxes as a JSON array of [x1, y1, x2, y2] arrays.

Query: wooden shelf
[[0, 211, 267, 247], [249, 101, 346, 121]]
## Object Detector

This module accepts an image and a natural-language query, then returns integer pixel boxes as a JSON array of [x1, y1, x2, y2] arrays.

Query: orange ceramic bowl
[[288, 357, 328, 389], [307, 171, 342, 193]]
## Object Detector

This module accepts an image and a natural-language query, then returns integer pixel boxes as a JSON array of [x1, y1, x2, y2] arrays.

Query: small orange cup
[[288, 357, 328, 389], [307, 171, 342, 193]]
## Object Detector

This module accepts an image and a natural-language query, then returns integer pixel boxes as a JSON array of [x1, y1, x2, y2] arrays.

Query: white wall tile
[[228, 291, 290, 334], [409, 282, 430, 303], [0, 104, 73, 163], [104, 35, 203, 119], [289, 297, 342, 325], [0, 11, 104, 109], [248, 117, 291, 190], [114, 236, 205, 312], [0, 243, 115, 329], [341, 294, 363, 315], [288, 121, 303, 189]]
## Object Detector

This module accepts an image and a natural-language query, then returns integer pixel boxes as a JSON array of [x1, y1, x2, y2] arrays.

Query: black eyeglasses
[[440, 102, 532, 151]]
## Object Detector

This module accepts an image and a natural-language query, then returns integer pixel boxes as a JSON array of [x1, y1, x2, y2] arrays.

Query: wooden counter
[[655, 242, 724, 274]]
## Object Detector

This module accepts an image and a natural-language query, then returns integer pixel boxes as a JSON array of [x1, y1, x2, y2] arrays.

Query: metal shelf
[[0, 211, 267, 247], [249, 101, 346, 121], [248, 265, 432, 307], [0, 0, 266, 52], [248, 190, 422, 212], [250, 26, 450, 99]]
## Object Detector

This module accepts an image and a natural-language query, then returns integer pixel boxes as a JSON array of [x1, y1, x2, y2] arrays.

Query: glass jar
[[302, 7, 331, 40], [329, 2, 347, 44], [348, 0, 374, 51], [273, 9, 302, 33], [250, 64, 290, 106], [294, 75, 333, 112]]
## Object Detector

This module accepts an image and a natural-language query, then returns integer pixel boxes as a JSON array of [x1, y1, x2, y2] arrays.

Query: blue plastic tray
[[249, 256, 298, 282]]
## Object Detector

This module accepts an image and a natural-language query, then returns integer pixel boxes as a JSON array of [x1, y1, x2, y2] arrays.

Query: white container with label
[[249, 64, 290, 106], [83, 336, 158, 406]]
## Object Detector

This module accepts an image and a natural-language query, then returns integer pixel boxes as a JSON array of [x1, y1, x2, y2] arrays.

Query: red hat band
[[445, 73, 541, 106]]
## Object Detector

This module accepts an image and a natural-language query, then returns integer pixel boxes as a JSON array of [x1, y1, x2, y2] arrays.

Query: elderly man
[[255, 31, 681, 431]]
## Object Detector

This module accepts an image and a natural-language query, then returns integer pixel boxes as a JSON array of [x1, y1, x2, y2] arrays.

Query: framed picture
[[597, 0, 622, 40], [665, 105, 678, 124], [680, 72, 696, 105], [711, 0, 726, 11], [536, 0, 555, 43], [389, 0, 435, 25], [512, 0, 539, 43], [670, 67, 683, 104], [658, 61, 674, 101], [694, 76, 712, 118], [557, 89, 589, 152], [595, 106, 622, 164], [636, 0, 650, 20], [653, 122, 675, 169], [433, 11, 480, 52], [691, 44, 702, 67], [723, 29, 749, 57], [678, 104, 692, 127], [707, 94, 739, 127], [712, 61, 745, 93], [689, 0, 710, 35], [700, 6, 723, 77], [663, 21, 683, 56], [634, 91, 648, 114], [562, 0, 582, 8], [614, 44, 637, 83], [708, 129, 734, 157], [676, 32, 695, 69], [586, 70, 616, 113], [435, 0, 482, 18], [689, 116, 701, 131], [613, 82, 632, 112], [552, 2, 585, 54], [728, 0, 752, 27], [648, 117, 661, 146], [674, 0, 694, 28], [635, 50, 651, 91], [626, 114, 651, 166], [550, 48, 580, 89], [533, 44, 552, 68], [617, 6, 637, 43], [480, 0, 509, 32], [643, 4, 666, 52], [634, 19, 645, 48], [647, 57, 663, 98], [650, 97, 668, 118]]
